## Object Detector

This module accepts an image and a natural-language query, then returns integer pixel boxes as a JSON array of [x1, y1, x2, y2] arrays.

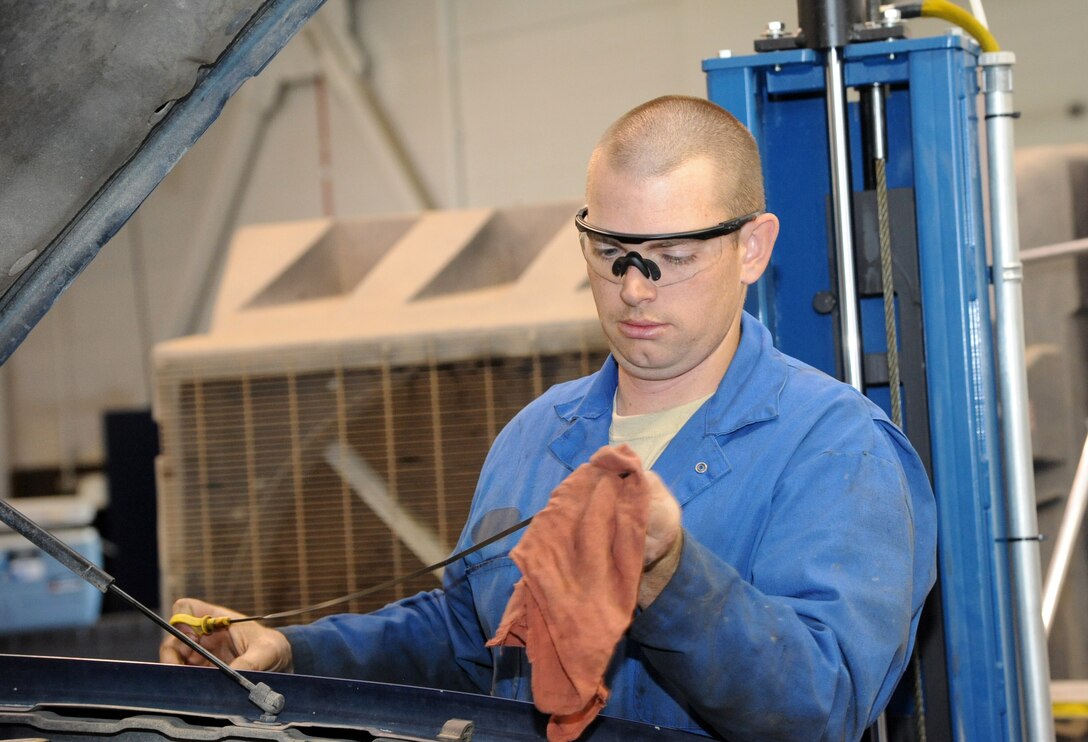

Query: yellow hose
[[1054, 702, 1088, 719], [921, 0, 1000, 52]]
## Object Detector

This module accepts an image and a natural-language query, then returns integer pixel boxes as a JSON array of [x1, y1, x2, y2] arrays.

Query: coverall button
[[695, 461, 708, 474]]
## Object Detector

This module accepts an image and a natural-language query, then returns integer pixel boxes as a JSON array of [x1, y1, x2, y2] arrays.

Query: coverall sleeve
[[276, 400, 552, 692], [628, 448, 926, 741], [280, 545, 493, 692], [276, 407, 545, 691]]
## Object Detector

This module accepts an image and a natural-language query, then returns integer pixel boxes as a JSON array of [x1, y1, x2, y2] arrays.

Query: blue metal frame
[[704, 36, 1018, 741]]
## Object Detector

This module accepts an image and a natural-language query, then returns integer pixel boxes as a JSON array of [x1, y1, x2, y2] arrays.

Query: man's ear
[[738, 213, 779, 285]]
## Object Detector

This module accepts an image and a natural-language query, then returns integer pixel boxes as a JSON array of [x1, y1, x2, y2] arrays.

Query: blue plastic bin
[[0, 526, 104, 634]]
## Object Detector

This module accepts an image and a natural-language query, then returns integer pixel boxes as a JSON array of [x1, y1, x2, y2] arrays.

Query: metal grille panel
[[157, 346, 606, 624]]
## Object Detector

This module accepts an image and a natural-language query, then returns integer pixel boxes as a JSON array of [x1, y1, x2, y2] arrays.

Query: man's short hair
[[588, 95, 765, 219]]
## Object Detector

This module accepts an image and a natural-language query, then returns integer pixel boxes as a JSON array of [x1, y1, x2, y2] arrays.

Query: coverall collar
[[550, 312, 787, 470]]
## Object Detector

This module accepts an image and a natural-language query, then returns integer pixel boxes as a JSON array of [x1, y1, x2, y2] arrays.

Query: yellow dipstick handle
[[169, 613, 234, 636]]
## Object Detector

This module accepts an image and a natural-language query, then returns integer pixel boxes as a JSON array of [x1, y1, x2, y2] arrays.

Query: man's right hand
[[159, 598, 294, 673]]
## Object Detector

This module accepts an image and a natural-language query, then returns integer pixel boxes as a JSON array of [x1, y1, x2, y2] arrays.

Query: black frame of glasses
[[574, 206, 761, 245]]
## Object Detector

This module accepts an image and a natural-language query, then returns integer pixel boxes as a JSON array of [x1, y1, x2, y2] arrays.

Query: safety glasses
[[574, 206, 759, 286]]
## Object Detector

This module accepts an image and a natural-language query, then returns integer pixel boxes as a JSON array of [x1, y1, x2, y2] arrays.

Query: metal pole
[[0, 496, 285, 717], [1021, 236, 1088, 264], [981, 50, 1054, 741], [1042, 431, 1088, 634], [825, 46, 864, 390]]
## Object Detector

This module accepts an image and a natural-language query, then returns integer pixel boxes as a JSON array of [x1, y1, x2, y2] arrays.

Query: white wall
[[4, 0, 1086, 476]]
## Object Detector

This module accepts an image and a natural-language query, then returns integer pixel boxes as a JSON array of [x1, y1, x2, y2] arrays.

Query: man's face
[[584, 157, 752, 384]]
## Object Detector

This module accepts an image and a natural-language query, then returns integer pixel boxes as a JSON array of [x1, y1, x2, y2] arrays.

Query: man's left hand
[[638, 470, 683, 608]]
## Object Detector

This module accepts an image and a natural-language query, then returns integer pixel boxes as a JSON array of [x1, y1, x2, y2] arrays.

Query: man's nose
[[619, 265, 658, 305]]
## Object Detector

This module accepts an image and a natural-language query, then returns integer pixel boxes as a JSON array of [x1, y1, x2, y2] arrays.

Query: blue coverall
[[282, 312, 938, 741]]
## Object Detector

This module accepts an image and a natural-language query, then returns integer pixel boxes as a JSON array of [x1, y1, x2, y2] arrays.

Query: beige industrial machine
[[153, 202, 609, 623]]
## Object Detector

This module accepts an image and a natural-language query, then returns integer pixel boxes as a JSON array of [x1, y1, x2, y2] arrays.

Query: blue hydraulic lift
[[704, 3, 1051, 738]]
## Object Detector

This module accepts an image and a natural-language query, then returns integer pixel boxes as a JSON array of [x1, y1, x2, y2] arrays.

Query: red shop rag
[[486, 444, 651, 742]]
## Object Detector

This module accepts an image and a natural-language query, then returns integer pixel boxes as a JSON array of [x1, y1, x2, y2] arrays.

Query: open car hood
[[0, 0, 325, 364], [0, 655, 704, 741]]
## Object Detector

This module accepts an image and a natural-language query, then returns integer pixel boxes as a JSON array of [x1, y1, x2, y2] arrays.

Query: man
[[162, 95, 937, 741]]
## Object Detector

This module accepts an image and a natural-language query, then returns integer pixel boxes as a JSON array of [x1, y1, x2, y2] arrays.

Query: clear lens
[[579, 234, 723, 287]]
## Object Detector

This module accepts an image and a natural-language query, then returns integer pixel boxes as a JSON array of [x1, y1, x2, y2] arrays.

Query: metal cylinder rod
[[981, 50, 1054, 741], [0, 497, 113, 592], [860, 83, 887, 176], [0, 496, 285, 718], [824, 46, 864, 390], [861, 84, 904, 430], [1042, 430, 1088, 634]]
